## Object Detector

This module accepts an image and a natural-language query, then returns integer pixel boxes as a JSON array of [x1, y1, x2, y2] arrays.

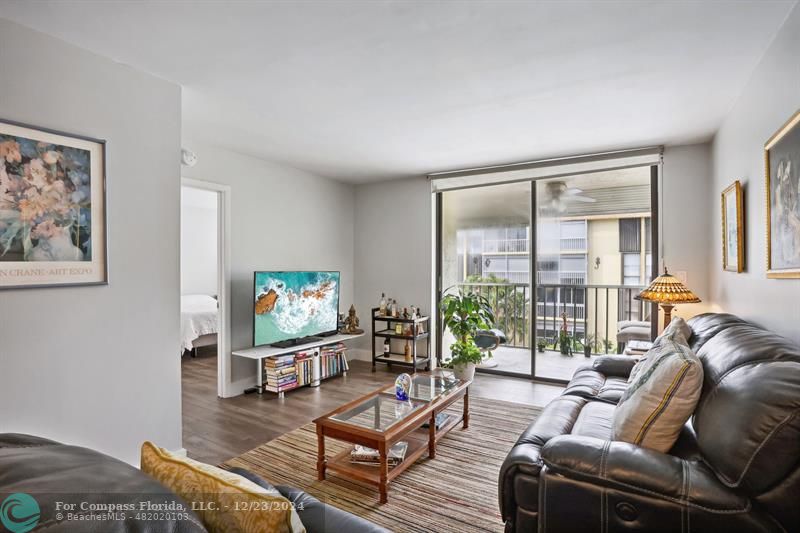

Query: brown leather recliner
[[499, 313, 800, 532]]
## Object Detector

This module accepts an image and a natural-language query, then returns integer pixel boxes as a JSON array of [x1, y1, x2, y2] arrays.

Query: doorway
[[180, 178, 231, 398]]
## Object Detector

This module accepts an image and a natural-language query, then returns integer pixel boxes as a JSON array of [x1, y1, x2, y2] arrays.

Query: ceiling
[[1, 1, 795, 183]]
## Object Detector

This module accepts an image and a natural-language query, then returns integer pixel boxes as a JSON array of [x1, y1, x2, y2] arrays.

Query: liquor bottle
[[404, 341, 412, 362], [402, 307, 409, 319], [391, 299, 397, 317], [379, 293, 386, 316], [383, 337, 391, 357]]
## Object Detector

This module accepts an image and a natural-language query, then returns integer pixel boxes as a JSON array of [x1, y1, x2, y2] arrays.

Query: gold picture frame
[[0, 118, 108, 289], [722, 180, 744, 272], [764, 109, 800, 278]]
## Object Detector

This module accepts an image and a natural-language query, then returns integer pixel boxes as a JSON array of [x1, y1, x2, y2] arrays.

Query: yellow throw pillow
[[140, 442, 304, 533]]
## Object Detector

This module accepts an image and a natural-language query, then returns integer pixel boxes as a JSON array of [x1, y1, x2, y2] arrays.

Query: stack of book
[[294, 350, 314, 386], [320, 342, 349, 379], [350, 442, 408, 467], [263, 354, 297, 392]]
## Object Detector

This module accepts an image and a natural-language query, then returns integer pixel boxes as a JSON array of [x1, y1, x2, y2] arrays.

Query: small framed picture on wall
[[721, 180, 744, 272], [0, 118, 107, 289]]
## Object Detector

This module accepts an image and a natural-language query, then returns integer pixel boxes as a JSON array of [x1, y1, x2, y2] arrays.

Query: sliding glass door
[[438, 181, 533, 377], [436, 165, 657, 383], [533, 168, 653, 380]]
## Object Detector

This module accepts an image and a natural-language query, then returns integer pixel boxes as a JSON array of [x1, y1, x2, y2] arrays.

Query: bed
[[181, 294, 218, 355]]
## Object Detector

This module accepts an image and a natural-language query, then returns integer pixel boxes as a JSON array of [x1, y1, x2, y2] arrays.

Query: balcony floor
[[479, 345, 601, 381]]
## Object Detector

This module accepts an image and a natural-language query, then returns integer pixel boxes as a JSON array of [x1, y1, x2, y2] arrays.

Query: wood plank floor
[[182, 351, 564, 465]]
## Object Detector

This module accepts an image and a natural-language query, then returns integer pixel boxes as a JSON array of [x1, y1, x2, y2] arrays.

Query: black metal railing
[[457, 282, 650, 354]]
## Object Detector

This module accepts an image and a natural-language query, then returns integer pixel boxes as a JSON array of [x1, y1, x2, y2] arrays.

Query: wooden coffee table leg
[[379, 442, 388, 503], [428, 411, 436, 458], [316, 427, 326, 481], [463, 387, 470, 429]]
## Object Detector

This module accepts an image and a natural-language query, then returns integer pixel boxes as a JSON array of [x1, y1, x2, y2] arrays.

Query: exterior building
[[454, 184, 652, 350]]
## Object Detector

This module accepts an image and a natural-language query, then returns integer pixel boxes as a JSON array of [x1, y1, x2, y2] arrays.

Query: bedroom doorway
[[180, 178, 231, 398]]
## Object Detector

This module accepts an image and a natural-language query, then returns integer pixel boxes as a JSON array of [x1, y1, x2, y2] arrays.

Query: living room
[[1, 1, 799, 532]]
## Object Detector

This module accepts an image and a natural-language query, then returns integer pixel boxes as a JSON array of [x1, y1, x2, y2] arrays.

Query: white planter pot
[[452, 362, 476, 382]]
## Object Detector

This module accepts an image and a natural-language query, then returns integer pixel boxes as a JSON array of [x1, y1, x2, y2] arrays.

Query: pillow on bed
[[181, 294, 217, 309]]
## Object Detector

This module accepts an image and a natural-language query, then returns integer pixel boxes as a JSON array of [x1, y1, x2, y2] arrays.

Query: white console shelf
[[232, 333, 365, 397]]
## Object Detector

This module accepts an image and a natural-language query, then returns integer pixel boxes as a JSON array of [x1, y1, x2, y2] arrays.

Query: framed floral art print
[[0, 118, 107, 289]]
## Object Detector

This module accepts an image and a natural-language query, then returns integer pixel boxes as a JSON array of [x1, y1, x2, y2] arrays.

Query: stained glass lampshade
[[635, 267, 701, 329]]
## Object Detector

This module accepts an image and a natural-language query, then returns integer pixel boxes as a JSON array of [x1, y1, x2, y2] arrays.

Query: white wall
[[710, 5, 800, 345], [0, 19, 182, 464], [181, 140, 355, 391], [181, 187, 218, 296], [661, 143, 716, 322], [353, 178, 432, 358]]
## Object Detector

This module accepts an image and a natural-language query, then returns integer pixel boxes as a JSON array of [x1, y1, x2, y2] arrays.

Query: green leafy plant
[[463, 274, 529, 347], [557, 330, 573, 356], [440, 288, 496, 367], [578, 334, 596, 357], [536, 338, 548, 352], [554, 312, 573, 356]]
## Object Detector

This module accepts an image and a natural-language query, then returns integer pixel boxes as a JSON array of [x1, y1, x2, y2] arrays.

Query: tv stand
[[232, 333, 365, 397], [270, 336, 323, 349]]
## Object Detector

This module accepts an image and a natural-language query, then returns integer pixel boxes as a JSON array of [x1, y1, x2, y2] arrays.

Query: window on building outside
[[622, 252, 641, 286]]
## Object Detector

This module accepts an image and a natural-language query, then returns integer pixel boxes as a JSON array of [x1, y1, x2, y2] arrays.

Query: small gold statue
[[340, 304, 364, 334]]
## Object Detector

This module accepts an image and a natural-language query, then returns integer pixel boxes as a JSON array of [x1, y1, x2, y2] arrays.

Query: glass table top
[[386, 375, 462, 402], [330, 393, 428, 432], [327, 375, 464, 433]]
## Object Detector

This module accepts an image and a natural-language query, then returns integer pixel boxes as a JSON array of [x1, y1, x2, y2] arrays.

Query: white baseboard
[[226, 376, 257, 398]]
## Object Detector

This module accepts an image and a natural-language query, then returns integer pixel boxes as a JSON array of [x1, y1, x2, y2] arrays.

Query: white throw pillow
[[628, 317, 692, 383], [613, 318, 703, 452]]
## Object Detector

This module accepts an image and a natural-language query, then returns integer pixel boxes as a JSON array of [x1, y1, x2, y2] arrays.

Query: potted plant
[[440, 288, 496, 382], [581, 334, 595, 358], [536, 338, 547, 353], [556, 312, 573, 356]]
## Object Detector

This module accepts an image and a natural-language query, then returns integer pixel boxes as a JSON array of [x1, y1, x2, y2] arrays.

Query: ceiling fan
[[541, 181, 596, 213]]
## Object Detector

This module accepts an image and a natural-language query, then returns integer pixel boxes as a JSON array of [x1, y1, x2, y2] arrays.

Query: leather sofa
[[0, 433, 386, 533], [499, 313, 800, 532]]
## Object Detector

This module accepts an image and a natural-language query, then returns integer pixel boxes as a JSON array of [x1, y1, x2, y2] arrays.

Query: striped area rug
[[222, 397, 542, 533]]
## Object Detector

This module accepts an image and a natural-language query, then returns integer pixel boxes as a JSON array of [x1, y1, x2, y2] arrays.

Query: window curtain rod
[[428, 146, 663, 193]]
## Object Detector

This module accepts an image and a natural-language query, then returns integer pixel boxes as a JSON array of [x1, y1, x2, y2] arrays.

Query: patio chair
[[475, 329, 507, 368], [616, 320, 652, 353]]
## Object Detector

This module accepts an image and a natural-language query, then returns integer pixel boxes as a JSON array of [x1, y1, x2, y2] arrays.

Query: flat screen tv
[[253, 271, 340, 347]]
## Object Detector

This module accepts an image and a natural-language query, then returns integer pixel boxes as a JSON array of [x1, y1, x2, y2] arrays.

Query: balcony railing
[[482, 237, 586, 254], [457, 282, 650, 354], [559, 237, 587, 251], [482, 238, 528, 253]]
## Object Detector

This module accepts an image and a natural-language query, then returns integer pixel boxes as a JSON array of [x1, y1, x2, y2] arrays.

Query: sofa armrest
[[540, 435, 748, 512], [498, 395, 587, 525], [276, 486, 389, 533], [590, 355, 637, 378]]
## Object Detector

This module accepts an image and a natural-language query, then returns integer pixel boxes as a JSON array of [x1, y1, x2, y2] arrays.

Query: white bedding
[[181, 294, 219, 352]]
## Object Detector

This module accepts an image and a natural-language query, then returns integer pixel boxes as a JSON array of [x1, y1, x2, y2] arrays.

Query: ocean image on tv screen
[[254, 271, 339, 346]]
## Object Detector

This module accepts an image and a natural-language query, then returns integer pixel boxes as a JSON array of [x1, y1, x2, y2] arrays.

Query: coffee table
[[313, 373, 470, 503]]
